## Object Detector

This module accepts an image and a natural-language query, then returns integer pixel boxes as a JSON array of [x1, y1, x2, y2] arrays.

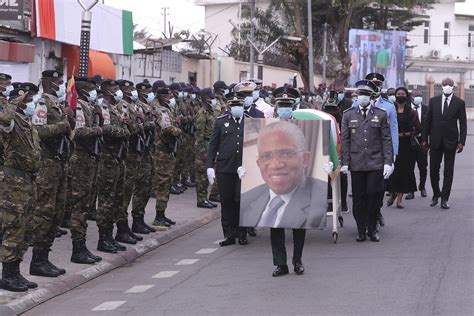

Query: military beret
[[200, 88, 215, 98], [20, 82, 39, 94], [152, 80, 167, 92], [179, 82, 187, 89], [12, 82, 22, 89], [9, 88, 28, 98], [75, 77, 95, 84], [213, 80, 228, 90], [118, 79, 134, 88], [101, 79, 119, 90], [169, 82, 182, 91], [92, 75, 104, 85], [42, 70, 63, 79], [136, 82, 152, 90], [185, 84, 194, 92], [193, 86, 201, 94], [234, 81, 256, 93], [365, 72, 385, 84], [0, 73, 12, 80], [355, 80, 378, 93], [273, 86, 300, 101], [156, 87, 170, 95]]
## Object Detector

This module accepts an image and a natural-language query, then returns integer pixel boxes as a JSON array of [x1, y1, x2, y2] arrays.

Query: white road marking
[[195, 248, 218, 254], [92, 301, 126, 311], [175, 259, 199, 265], [125, 285, 155, 293], [152, 270, 180, 279]]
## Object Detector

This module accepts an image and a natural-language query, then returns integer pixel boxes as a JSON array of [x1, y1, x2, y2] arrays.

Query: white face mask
[[87, 90, 97, 102], [191, 93, 196, 100], [178, 91, 184, 99], [210, 99, 217, 110], [24, 101, 36, 117], [442, 85, 453, 95], [388, 95, 396, 103], [413, 96, 422, 105], [112, 90, 123, 102], [168, 97, 176, 109], [53, 82, 66, 98], [145, 92, 155, 104], [32, 94, 41, 104], [252, 90, 260, 101], [97, 98, 104, 107], [357, 95, 371, 107], [183, 92, 188, 98], [130, 90, 139, 101], [1, 85, 14, 97]]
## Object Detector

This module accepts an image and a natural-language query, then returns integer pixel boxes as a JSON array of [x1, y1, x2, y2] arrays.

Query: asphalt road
[[25, 133, 474, 316]]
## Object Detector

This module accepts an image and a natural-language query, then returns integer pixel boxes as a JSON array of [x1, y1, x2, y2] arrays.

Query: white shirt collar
[[358, 104, 371, 112]]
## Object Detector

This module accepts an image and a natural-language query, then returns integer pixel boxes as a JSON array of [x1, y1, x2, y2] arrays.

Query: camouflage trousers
[[67, 151, 97, 241], [32, 158, 68, 249], [88, 159, 99, 212], [172, 136, 187, 183], [96, 154, 126, 230], [132, 153, 153, 219], [195, 142, 209, 203], [0, 168, 36, 263], [182, 133, 195, 182], [153, 150, 176, 214], [120, 153, 142, 223]]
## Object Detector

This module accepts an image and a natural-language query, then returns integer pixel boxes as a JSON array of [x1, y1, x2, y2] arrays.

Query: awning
[[62, 44, 116, 79]]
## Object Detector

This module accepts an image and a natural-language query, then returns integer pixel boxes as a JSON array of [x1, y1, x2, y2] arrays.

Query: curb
[[3, 210, 220, 315]]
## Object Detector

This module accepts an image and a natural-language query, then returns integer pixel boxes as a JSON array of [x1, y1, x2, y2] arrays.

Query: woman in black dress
[[387, 87, 421, 208]]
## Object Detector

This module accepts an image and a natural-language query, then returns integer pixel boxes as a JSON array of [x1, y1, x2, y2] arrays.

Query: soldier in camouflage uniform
[[169, 83, 187, 194], [96, 80, 130, 253], [0, 87, 41, 292], [67, 78, 103, 264], [30, 70, 73, 278], [0, 73, 14, 167], [194, 88, 218, 209], [180, 84, 197, 188], [114, 80, 144, 243], [152, 87, 181, 228], [213, 81, 229, 115], [131, 82, 157, 234]]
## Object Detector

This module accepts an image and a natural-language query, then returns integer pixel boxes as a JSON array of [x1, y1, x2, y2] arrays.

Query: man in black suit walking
[[422, 78, 467, 209], [406, 89, 429, 199]]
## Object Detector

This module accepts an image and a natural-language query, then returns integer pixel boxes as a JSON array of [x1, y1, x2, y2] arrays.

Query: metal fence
[[465, 89, 474, 107]]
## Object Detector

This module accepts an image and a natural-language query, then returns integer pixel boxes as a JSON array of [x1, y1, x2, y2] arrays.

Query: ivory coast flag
[[293, 109, 341, 168], [35, 0, 133, 55]]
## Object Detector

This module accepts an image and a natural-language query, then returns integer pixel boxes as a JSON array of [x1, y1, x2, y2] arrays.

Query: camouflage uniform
[[182, 98, 196, 183], [194, 106, 215, 203], [153, 103, 181, 218], [0, 108, 41, 263], [68, 99, 102, 241], [96, 101, 130, 235], [32, 94, 71, 250], [172, 98, 188, 184]]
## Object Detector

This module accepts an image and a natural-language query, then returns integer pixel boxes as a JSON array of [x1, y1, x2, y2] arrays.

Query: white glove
[[340, 165, 349, 174], [323, 162, 334, 175], [393, 155, 397, 163], [207, 168, 215, 186], [237, 166, 246, 180], [383, 164, 393, 179]]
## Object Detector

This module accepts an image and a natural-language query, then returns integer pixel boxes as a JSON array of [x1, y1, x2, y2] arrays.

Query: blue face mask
[[277, 107, 293, 119], [337, 93, 345, 102], [24, 101, 36, 117], [231, 106, 244, 118], [243, 96, 253, 108], [168, 98, 176, 109]]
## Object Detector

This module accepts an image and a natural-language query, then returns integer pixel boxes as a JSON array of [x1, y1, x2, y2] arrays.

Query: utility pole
[[161, 7, 169, 37], [307, 0, 314, 92], [249, 0, 255, 79], [248, 37, 281, 81], [322, 22, 328, 84], [77, 0, 99, 77]]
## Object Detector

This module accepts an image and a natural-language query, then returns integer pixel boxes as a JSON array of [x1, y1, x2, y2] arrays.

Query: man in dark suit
[[422, 78, 467, 209], [406, 89, 428, 199], [207, 92, 250, 246]]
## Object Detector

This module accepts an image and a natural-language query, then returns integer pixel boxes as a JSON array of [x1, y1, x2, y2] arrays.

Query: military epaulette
[[244, 113, 251, 118], [216, 113, 230, 120], [343, 107, 355, 113]]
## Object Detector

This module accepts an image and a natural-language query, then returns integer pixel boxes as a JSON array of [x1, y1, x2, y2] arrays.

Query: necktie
[[443, 97, 448, 115], [362, 109, 367, 119], [414, 104, 419, 109], [236, 118, 240, 124], [258, 196, 285, 227]]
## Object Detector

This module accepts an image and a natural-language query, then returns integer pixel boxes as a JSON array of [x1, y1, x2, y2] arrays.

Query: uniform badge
[[224, 122, 229, 127], [372, 116, 379, 123]]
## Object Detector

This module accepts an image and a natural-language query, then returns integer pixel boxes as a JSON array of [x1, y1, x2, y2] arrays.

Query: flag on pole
[[66, 74, 77, 111]]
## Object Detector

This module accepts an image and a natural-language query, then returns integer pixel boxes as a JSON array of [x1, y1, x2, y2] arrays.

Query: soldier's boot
[[169, 185, 181, 195], [44, 248, 66, 275], [83, 240, 102, 262], [71, 240, 96, 264], [132, 216, 150, 234], [61, 211, 71, 228], [164, 216, 176, 226], [29, 248, 60, 277], [109, 228, 126, 251], [183, 178, 196, 188], [143, 219, 156, 232], [14, 259, 38, 289], [87, 208, 97, 221], [152, 211, 171, 228], [1, 261, 28, 292], [97, 228, 118, 254], [175, 182, 187, 191], [115, 222, 137, 245]]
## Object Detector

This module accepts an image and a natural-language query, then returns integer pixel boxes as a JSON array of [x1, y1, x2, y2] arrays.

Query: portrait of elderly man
[[240, 120, 327, 229]]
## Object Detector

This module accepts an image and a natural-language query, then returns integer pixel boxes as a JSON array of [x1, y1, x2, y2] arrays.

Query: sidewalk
[[0, 188, 220, 315]]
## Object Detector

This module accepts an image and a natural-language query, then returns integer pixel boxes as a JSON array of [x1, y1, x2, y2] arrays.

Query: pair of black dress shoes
[[430, 196, 450, 209], [218, 236, 248, 247], [272, 262, 304, 277], [197, 200, 218, 209], [356, 231, 379, 242]]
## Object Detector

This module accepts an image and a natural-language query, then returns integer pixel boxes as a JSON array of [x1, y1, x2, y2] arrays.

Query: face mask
[[294, 97, 301, 109], [222, 89, 229, 96], [395, 96, 407, 104], [97, 98, 104, 107], [413, 96, 422, 105], [58, 95, 66, 103], [191, 93, 196, 100], [231, 106, 244, 118], [53, 83, 66, 98], [442, 85, 453, 95], [252, 90, 260, 101], [264, 97, 271, 104], [32, 94, 41, 103], [210, 98, 217, 110], [388, 95, 396, 103], [357, 95, 371, 107], [130, 90, 139, 101], [183, 92, 188, 98], [86, 90, 97, 102], [168, 97, 176, 109], [113, 90, 123, 102], [24, 101, 36, 117], [277, 107, 293, 119], [122, 104, 129, 114], [145, 92, 155, 104], [178, 91, 184, 99], [243, 96, 253, 108], [337, 93, 345, 102], [1, 85, 14, 97]]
